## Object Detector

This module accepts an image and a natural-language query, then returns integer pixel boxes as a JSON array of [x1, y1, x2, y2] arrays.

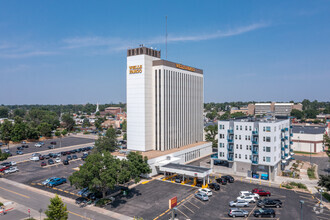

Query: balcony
[[252, 160, 258, 164], [290, 133, 293, 137], [227, 138, 234, 143], [285, 136, 288, 140], [227, 156, 233, 161], [285, 145, 288, 149], [285, 128, 289, 131], [290, 149, 293, 152], [252, 140, 258, 145], [228, 129, 234, 134], [252, 149, 258, 155], [211, 153, 218, 159], [284, 153, 288, 157], [290, 141, 293, 145], [281, 155, 285, 159], [290, 125, 293, 129], [281, 138, 285, 142], [281, 128, 285, 132], [227, 145, 234, 152], [252, 131, 258, 135], [281, 147, 285, 151]]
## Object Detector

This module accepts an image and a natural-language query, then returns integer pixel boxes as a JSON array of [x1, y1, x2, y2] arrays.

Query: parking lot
[[1, 136, 95, 156]]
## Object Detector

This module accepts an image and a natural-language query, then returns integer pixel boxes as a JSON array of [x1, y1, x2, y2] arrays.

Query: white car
[[42, 177, 57, 185], [4, 167, 19, 174], [55, 158, 61, 163], [35, 143, 42, 147], [236, 195, 256, 203], [239, 191, 260, 200], [199, 188, 213, 196], [30, 156, 40, 161], [10, 161, 17, 166]]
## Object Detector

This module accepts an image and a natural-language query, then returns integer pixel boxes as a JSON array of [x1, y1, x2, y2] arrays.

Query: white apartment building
[[127, 46, 204, 152], [218, 117, 293, 181]]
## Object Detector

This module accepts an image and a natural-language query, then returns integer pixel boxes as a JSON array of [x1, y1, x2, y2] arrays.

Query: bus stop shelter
[[159, 163, 212, 187]]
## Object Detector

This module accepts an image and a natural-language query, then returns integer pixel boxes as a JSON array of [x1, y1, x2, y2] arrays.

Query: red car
[[252, 188, 271, 197], [41, 162, 47, 166], [39, 155, 45, 160], [0, 166, 9, 172]]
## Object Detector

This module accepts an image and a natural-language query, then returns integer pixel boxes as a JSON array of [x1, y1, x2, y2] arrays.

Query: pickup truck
[[48, 178, 67, 187], [4, 166, 19, 174]]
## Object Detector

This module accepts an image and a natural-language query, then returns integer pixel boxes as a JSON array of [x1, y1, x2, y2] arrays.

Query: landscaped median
[[281, 181, 308, 191]]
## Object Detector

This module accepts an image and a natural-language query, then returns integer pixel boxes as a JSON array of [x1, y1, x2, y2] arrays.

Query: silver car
[[228, 208, 249, 218], [229, 200, 249, 207], [195, 192, 209, 201]]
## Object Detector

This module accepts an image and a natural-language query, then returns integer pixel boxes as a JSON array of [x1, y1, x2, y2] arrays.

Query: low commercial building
[[251, 102, 303, 116], [291, 125, 326, 153], [217, 117, 293, 181], [230, 106, 249, 115]]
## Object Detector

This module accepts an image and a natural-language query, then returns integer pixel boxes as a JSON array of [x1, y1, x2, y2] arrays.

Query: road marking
[[182, 204, 194, 213], [187, 200, 199, 209], [247, 204, 257, 218], [58, 189, 63, 191], [176, 208, 190, 219], [67, 211, 91, 220], [0, 186, 30, 199], [63, 190, 69, 193]]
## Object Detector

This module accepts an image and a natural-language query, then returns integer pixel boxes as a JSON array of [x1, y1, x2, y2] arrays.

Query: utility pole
[[300, 200, 304, 220]]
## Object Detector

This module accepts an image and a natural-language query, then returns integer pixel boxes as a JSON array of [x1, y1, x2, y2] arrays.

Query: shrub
[[282, 183, 293, 189], [289, 182, 307, 189], [307, 166, 316, 179], [322, 192, 330, 202], [95, 198, 112, 207], [0, 202, 3, 206]]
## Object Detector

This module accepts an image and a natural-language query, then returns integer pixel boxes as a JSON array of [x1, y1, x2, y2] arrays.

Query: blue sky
[[0, 0, 329, 104]]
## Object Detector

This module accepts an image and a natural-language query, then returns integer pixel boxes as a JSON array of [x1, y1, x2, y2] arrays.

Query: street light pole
[[300, 200, 304, 220], [310, 143, 312, 165]]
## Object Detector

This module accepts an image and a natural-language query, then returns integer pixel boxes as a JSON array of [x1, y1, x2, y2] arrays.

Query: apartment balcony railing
[[227, 156, 233, 161], [227, 138, 234, 143], [290, 133, 293, 137], [252, 140, 258, 145], [285, 128, 289, 131], [252, 160, 258, 164], [285, 145, 288, 149], [227, 145, 234, 151], [228, 129, 234, 134], [284, 153, 288, 157], [290, 141, 293, 145], [285, 136, 288, 140], [281, 147, 285, 151], [281, 156, 285, 160], [281, 129, 285, 132], [290, 149, 293, 152], [252, 149, 258, 155], [252, 131, 258, 135]]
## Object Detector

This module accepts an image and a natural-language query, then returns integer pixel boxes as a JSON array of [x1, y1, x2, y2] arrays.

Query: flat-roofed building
[[291, 125, 326, 153]]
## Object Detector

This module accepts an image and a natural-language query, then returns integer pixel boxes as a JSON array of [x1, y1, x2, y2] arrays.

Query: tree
[[304, 109, 318, 119], [206, 111, 218, 121], [26, 126, 40, 140], [94, 117, 105, 131], [204, 124, 218, 148], [61, 129, 68, 136], [45, 194, 68, 220], [94, 127, 118, 152], [0, 107, 9, 118], [0, 119, 13, 142], [126, 152, 151, 183], [121, 120, 127, 132], [318, 175, 330, 191], [13, 108, 26, 118], [69, 152, 121, 198], [82, 118, 90, 128], [219, 111, 230, 120], [11, 117, 27, 142], [291, 109, 304, 119], [0, 149, 9, 161], [123, 133, 127, 141], [230, 112, 246, 118], [61, 113, 75, 131], [38, 123, 52, 137], [95, 111, 100, 116], [55, 131, 61, 138]]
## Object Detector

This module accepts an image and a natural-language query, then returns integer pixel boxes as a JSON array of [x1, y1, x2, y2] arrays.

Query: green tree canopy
[[13, 108, 26, 118], [0, 107, 9, 118], [38, 123, 53, 137], [121, 120, 127, 132], [82, 118, 90, 128], [45, 194, 68, 220], [291, 109, 304, 119], [204, 124, 218, 148], [126, 152, 151, 183], [11, 117, 28, 142], [0, 119, 13, 142], [61, 113, 75, 131], [318, 175, 330, 191], [94, 127, 118, 152], [55, 130, 61, 138]]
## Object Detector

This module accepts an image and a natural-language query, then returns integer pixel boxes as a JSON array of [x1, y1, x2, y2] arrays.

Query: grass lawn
[[294, 151, 317, 155]]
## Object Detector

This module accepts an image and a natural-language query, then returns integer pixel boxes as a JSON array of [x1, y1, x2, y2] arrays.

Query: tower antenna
[[165, 15, 167, 60]]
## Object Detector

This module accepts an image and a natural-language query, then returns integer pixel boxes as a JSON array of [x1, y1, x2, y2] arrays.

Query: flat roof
[[161, 163, 210, 174], [112, 141, 208, 159], [219, 116, 288, 123], [292, 125, 326, 134], [153, 59, 203, 74]]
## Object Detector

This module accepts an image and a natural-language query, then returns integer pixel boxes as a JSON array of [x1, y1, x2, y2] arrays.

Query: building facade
[[251, 102, 303, 116], [291, 125, 325, 153], [217, 117, 293, 180], [127, 47, 204, 152]]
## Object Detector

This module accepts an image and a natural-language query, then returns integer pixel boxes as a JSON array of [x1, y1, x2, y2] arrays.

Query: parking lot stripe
[[182, 204, 194, 213], [0, 186, 30, 199], [176, 208, 190, 219], [67, 211, 91, 220], [63, 190, 69, 193], [187, 200, 199, 209], [37, 183, 42, 186], [57, 189, 63, 191]]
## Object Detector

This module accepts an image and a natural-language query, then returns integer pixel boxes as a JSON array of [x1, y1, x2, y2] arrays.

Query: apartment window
[[274, 127, 276, 132], [235, 154, 237, 158], [275, 146, 276, 151], [263, 127, 265, 132], [274, 156, 276, 161], [263, 146, 265, 152], [266, 147, 271, 152], [245, 126, 247, 130], [240, 125, 242, 130], [266, 126, 271, 132], [249, 145, 251, 150], [236, 144, 238, 149], [249, 155, 252, 160], [239, 154, 241, 159], [263, 157, 265, 162], [249, 126, 252, 131], [236, 125, 238, 130], [248, 136, 251, 140], [266, 137, 271, 142], [240, 144, 242, 149], [266, 157, 271, 162], [235, 135, 237, 140], [245, 155, 247, 159], [239, 135, 241, 140], [274, 136, 276, 142], [246, 145, 249, 150], [245, 136, 247, 140]]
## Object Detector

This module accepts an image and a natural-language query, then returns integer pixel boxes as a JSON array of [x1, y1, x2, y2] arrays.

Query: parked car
[[63, 160, 69, 165], [67, 155, 72, 161], [35, 143, 42, 147], [81, 155, 88, 161], [77, 148, 82, 153], [257, 199, 282, 208], [236, 195, 256, 203], [228, 208, 249, 218], [43, 155, 50, 159], [253, 208, 276, 218], [48, 177, 67, 187], [50, 141, 56, 145], [208, 183, 220, 191], [75, 197, 88, 205], [195, 192, 209, 201], [78, 187, 89, 196], [21, 141, 26, 144], [87, 191, 103, 200], [55, 158, 61, 163], [222, 175, 235, 183], [42, 177, 57, 185], [39, 155, 45, 160], [30, 156, 40, 161], [198, 188, 212, 196], [175, 176, 182, 183], [239, 191, 260, 200], [48, 153, 55, 158], [17, 146, 24, 150], [48, 145, 55, 149], [216, 177, 227, 185], [10, 161, 16, 166], [32, 153, 41, 157], [4, 166, 19, 174], [0, 166, 9, 172], [252, 188, 271, 197], [22, 144, 29, 148], [48, 159, 54, 165], [1, 162, 11, 167], [61, 151, 67, 156], [41, 161, 47, 166], [229, 200, 249, 207], [72, 154, 78, 160], [16, 150, 24, 155]]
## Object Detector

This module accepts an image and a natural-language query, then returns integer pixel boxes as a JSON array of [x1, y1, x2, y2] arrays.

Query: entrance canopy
[[159, 163, 211, 178]]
